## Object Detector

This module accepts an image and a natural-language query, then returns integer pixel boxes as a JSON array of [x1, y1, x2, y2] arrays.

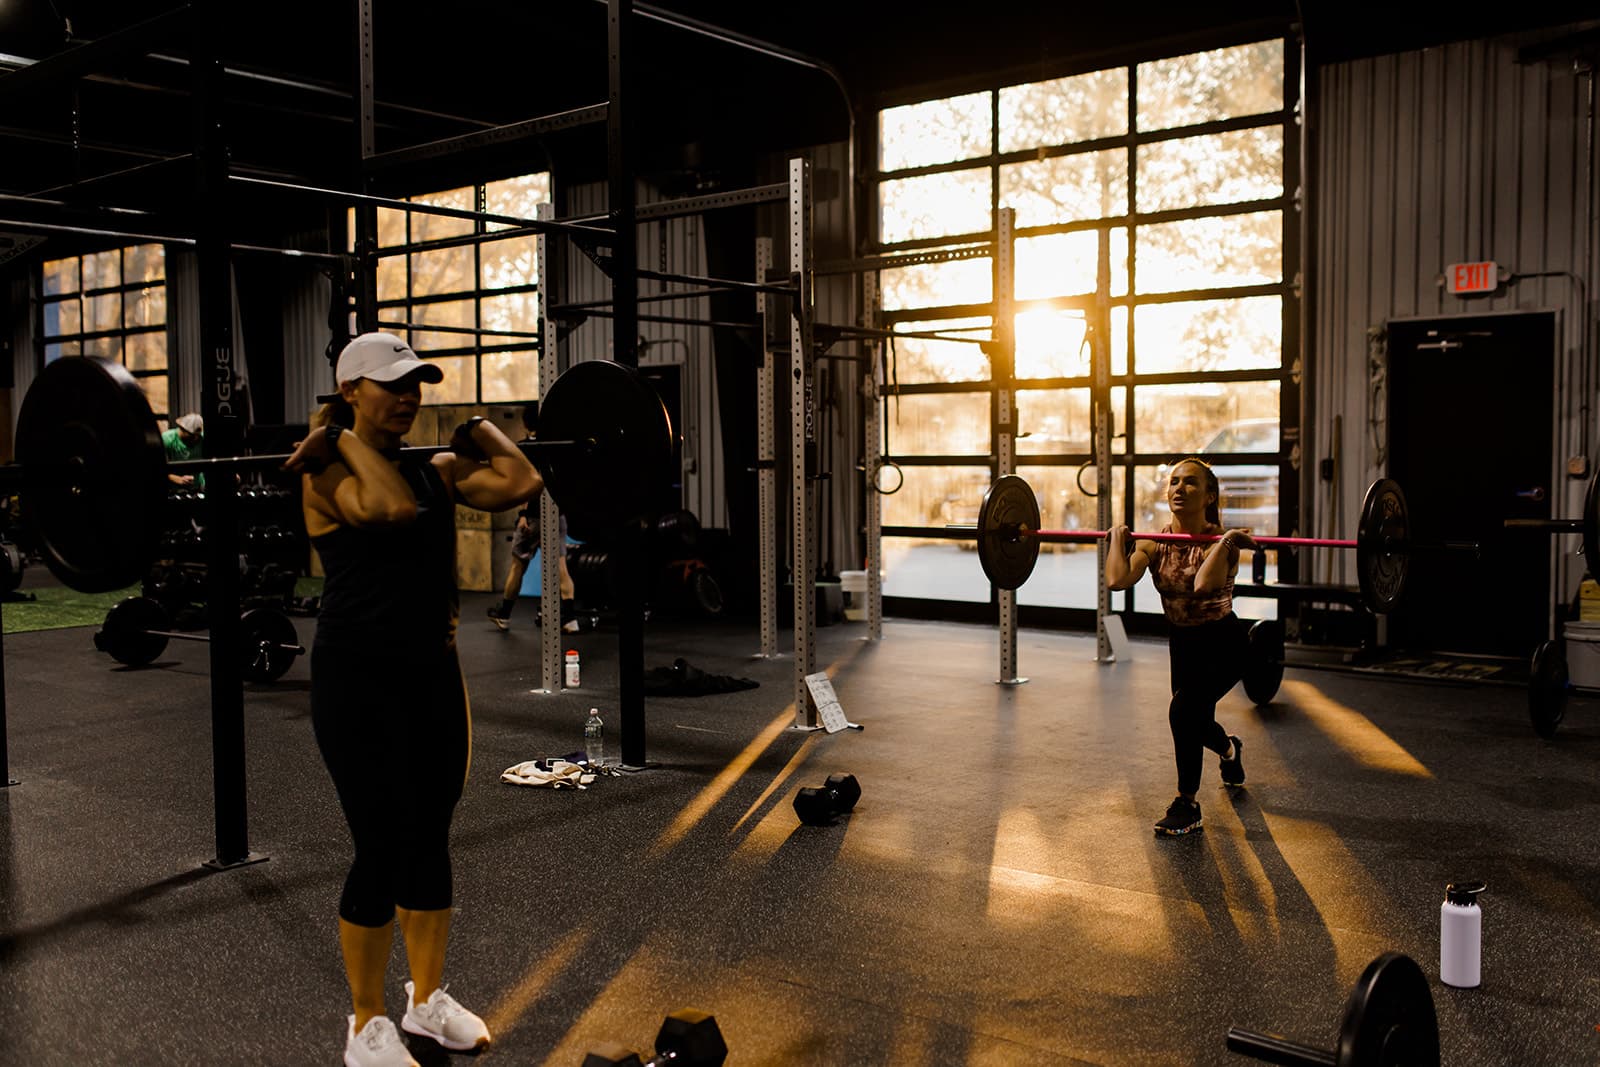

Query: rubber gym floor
[[1, 566, 1597, 1066]]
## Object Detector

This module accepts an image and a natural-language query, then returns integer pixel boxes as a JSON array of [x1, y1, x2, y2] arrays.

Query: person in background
[[285, 332, 540, 1067], [162, 413, 204, 487], [1106, 457, 1254, 837], [487, 401, 577, 633]]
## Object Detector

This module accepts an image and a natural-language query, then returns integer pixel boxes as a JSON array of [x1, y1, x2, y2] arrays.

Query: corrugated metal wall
[[1310, 35, 1598, 603]]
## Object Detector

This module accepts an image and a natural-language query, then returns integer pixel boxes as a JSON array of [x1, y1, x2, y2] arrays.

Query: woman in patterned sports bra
[[1106, 457, 1257, 837]]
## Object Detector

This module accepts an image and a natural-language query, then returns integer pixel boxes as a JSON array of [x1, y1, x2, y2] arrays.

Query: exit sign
[[1446, 261, 1499, 295]]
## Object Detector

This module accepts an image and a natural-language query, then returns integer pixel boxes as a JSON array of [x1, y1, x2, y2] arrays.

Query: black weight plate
[[1358, 478, 1409, 615], [240, 607, 301, 683], [16, 357, 167, 593], [977, 475, 1041, 591], [96, 595, 171, 667], [1242, 619, 1286, 706], [1336, 952, 1439, 1067], [1585, 469, 1600, 575], [0, 541, 21, 594], [535, 360, 674, 530], [1529, 638, 1568, 740]]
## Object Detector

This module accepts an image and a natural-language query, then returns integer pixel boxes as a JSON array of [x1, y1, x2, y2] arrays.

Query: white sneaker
[[344, 1015, 419, 1067], [401, 981, 492, 1051]]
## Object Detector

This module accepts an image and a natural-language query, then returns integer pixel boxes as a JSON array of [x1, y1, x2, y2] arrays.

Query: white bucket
[[840, 570, 868, 621], [1565, 620, 1600, 689]]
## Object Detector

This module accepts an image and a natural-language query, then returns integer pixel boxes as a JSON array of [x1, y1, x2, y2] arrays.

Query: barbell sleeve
[[1224, 1027, 1336, 1067], [1504, 518, 1585, 532], [1026, 527, 1359, 549]]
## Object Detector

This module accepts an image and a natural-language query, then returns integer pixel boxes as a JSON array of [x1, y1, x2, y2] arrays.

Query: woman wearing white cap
[[285, 332, 539, 1067]]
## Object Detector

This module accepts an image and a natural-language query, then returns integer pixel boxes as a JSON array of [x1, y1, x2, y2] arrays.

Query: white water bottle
[[584, 707, 605, 768], [564, 649, 580, 688], [1440, 880, 1486, 988]]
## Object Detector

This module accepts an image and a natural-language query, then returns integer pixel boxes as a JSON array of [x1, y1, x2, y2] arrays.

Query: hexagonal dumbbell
[[582, 1009, 727, 1066], [793, 772, 861, 826]]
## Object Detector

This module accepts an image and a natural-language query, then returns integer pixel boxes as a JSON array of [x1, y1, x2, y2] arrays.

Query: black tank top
[[312, 451, 459, 648]]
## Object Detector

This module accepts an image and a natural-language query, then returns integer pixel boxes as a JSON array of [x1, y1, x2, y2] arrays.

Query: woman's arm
[[440, 418, 542, 513], [1194, 528, 1256, 592], [289, 427, 418, 533], [1106, 525, 1153, 590]]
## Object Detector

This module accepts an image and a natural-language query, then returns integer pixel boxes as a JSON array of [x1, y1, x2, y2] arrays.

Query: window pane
[[1016, 229, 1128, 300], [880, 168, 991, 244], [377, 257, 407, 303], [123, 244, 165, 284], [1133, 296, 1282, 374], [43, 297, 80, 337], [881, 534, 989, 603], [125, 331, 167, 371], [1000, 151, 1127, 227], [1015, 309, 1089, 379], [1136, 211, 1281, 293], [82, 250, 120, 290], [882, 317, 990, 384], [42, 256, 78, 296], [1016, 386, 1127, 454], [82, 336, 121, 360], [481, 350, 540, 403], [1137, 128, 1282, 213], [44, 343, 74, 362], [422, 356, 475, 405], [885, 392, 989, 456], [879, 92, 991, 171], [85, 292, 122, 333], [1138, 40, 1284, 131], [408, 299, 475, 353], [126, 285, 166, 328], [136, 373, 167, 416], [1015, 463, 1106, 609], [1132, 380, 1280, 456], [378, 207, 408, 248], [410, 186, 475, 243], [410, 245, 476, 298], [480, 236, 537, 288], [1000, 69, 1128, 151], [883, 464, 991, 528], [481, 292, 538, 339], [484, 173, 550, 232], [879, 258, 992, 312]]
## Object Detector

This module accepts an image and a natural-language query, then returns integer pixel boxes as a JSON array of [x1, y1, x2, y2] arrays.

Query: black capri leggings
[[311, 639, 470, 927], [1168, 614, 1248, 795]]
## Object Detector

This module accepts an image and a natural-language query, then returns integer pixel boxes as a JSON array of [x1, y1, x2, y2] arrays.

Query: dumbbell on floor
[[794, 773, 861, 826], [582, 1009, 727, 1066]]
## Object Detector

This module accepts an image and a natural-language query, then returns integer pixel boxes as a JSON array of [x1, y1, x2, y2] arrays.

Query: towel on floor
[[643, 657, 760, 697], [501, 758, 596, 789]]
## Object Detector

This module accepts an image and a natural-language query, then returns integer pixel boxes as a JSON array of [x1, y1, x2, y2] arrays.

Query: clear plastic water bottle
[[584, 707, 605, 768]]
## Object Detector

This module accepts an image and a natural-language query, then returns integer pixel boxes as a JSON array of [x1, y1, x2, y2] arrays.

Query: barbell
[[9, 354, 674, 594], [94, 595, 305, 683], [973, 475, 1480, 616], [1226, 951, 1439, 1067]]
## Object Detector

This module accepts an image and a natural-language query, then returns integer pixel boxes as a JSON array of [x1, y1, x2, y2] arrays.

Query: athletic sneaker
[[486, 607, 509, 632], [344, 1015, 419, 1067], [1154, 796, 1203, 836], [402, 981, 491, 1052], [1220, 734, 1246, 787]]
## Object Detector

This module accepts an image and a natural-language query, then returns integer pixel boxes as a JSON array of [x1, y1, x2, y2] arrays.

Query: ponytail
[[311, 396, 354, 430]]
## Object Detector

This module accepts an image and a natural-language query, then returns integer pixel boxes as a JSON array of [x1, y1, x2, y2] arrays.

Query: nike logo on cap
[[393, 345, 406, 352]]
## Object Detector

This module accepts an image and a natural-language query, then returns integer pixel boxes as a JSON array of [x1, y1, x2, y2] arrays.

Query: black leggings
[[1168, 614, 1248, 795], [311, 640, 470, 927]]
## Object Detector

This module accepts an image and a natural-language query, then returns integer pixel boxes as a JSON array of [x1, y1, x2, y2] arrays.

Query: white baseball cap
[[336, 332, 443, 386], [175, 413, 203, 435]]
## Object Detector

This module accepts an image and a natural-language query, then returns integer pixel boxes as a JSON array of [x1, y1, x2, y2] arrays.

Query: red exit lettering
[[1446, 261, 1498, 295]]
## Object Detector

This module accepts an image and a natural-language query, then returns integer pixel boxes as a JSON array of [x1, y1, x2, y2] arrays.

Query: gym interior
[[2, 3, 1598, 1065]]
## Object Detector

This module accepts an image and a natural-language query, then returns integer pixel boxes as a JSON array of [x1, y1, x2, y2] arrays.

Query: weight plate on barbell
[[95, 595, 172, 667], [977, 475, 1041, 591], [535, 359, 674, 532], [1335, 951, 1439, 1067], [1529, 638, 1568, 740], [1584, 469, 1600, 571], [240, 607, 301, 683], [1242, 618, 1286, 706], [17, 357, 168, 593], [1357, 478, 1410, 615]]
